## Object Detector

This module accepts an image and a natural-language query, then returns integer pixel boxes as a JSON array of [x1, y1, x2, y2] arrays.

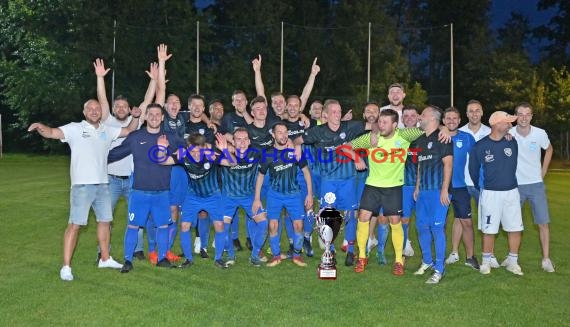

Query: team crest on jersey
[[299, 120, 304, 127], [484, 150, 494, 162], [456, 140, 463, 148], [504, 148, 512, 157], [199, 128, 205, 135], [340, 132, 346, 140], [204, 162, 211, 170], [395, 140, 402, 147], [427, 141, 433, 149], [286, 151, 295, 159]]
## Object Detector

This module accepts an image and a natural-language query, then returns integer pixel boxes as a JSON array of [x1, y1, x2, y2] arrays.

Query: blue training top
[[469, 135, 518, 191]]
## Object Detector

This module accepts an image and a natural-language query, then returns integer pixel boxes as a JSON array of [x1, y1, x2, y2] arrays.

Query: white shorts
[[478, 188, 523, 234]]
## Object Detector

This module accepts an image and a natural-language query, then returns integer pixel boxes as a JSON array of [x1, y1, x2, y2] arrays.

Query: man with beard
[[443, 107, 479, 270], [380, 83, 406, 128], [94, 58, 157, 261], [253, 123, 313, 267], [413, 106, 453, 284], [108, 103, 183, 272], [351, 109, 424, 275], [221, 127, 268, 266]]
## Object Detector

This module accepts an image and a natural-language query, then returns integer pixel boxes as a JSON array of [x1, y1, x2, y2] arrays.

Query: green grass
[[0, 154, 568, 326]]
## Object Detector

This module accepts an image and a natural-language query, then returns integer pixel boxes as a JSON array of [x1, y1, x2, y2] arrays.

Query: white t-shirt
[[104, 115, 134, 176], [59, 121, 121, 185], [459, 123, 491, 186], [509, 125, 550, 185], [380, 105, 404, 128]]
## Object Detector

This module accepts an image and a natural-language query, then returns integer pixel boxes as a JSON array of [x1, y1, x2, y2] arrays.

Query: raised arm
[[93, 58, 111, 121], [300, 57, 320, 112], [139, 62, 158, 122], [252, 54, 266, 100], [156, 44, 172, 106], [28, 123, 64, 140]]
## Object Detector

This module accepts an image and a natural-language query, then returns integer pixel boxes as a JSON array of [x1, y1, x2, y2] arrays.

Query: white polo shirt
[[380, 105, 404, 128], [59, 120, 121, 185], [104, 115, 134, 177], [509, 125, 550, 185], [459, 123, 491, 186]]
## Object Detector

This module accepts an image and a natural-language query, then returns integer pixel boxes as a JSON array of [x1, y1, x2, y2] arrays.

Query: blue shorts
[[169, 166, 188, 206], [320, 178, 358, 210], [222, 195, 265, 220], [266, 189, 305, 221], [69, 184, 113, 225], [128, 190, 171, 227], [518, 182, 549, 224], [450, 187, 472, 219], [416, 190, 450, 228], [181, 191, 223, 224], [402, 185, 416, 218]]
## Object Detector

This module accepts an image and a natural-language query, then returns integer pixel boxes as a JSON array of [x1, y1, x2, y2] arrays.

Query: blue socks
[[198, 215, 210, 249], [214, 230, 225, 261], [180, 230, 193, 261], [345, 210, 356, 253], [146, 217, 156, 252], [377, 223, 389, 253], [168, 222, 177, 249], [224, 223, 235, 259], [124, 226, 139, 262], [432, 224, 446, 273], [269, 233, 280, 257], [156, 227, 169, 261], [253, 220, 268, 259], [417, 223, 432, 266]]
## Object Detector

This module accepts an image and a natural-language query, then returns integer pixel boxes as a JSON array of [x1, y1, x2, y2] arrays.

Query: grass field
[[0, 154, 568, 326]]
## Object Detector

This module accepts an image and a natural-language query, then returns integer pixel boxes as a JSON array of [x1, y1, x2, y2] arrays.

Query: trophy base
[[317, 266, 337, 280]]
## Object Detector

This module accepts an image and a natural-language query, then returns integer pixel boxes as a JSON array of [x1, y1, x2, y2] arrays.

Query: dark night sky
[[490, 0, 556, 29]]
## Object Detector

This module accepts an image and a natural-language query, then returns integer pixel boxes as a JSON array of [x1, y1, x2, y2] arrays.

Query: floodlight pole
[[450, 23, 454, 107], [367, 22, 371, 102], [197, 21, 200, 94], [280, 21, 284, 93], [112, 19, 117, 101]]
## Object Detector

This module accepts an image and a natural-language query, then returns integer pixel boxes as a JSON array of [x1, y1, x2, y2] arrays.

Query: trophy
[[316, 192, 343, 280]]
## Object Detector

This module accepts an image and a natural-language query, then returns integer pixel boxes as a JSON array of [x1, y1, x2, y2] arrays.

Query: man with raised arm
[[94, 58, 157, 261], [252, 54, 319, 122], [28, 99, 140, 281]]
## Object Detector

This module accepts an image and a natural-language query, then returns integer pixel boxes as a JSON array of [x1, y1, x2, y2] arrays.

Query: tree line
[[0, 0, 568, 158]]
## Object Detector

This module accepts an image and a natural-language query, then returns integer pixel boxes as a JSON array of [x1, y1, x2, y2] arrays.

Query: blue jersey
[[185, 120, 215, 144], [220, 111, 248, 135], [469, 136, 518, 191], [451, 131, 476, 188], [259, 148, 308, 194], [108, 128, 183, 191], [283, 118, 307, 141], [221, 150, 260, 197], [416, 131, 453, 191], [182, 157, 221, 197], [162, 113, 186, 139], [302, 120, 366, 181], [404, 140, 418, 186], [246, 121, 276, 150]]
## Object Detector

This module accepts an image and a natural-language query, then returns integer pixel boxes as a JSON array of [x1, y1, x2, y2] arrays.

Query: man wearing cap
[[469, 111, 524, 276], [510, 102, 555, 272]]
